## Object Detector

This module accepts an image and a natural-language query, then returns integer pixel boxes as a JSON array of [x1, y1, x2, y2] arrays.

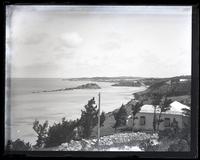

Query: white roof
[[139, 101, 190, 115]]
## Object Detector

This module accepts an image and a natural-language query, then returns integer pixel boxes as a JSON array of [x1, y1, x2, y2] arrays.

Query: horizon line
[[7, 74, 191, 79]]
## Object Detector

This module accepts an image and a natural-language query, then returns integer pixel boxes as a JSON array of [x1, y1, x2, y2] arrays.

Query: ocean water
[[5, 78, 146, 145]]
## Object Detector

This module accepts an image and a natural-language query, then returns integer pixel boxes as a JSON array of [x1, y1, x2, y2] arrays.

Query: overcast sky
[[6, 6, 192, 78]]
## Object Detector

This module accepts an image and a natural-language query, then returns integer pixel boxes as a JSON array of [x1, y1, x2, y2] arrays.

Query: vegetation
[[158, 108, 190, 151], [100, 111, 106, 127], [45, 118, 78, 147], [33, 120, 48, 148], [131, 101, 143, 130], [156, 97, 172, 131], [151, 93, 162, 132], [113, 104, 128, 132], [79, 97, 99, 139], [145, 79, 191, 97], [6, 139, 32, 151], [112, 80, 142, 87], [31, 97, 106, 148]]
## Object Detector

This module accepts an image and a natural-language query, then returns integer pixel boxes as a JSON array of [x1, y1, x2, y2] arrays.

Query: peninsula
[[32, 83, 101, 93]]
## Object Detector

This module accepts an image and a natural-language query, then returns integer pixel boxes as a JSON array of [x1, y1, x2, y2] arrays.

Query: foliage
[[79, 97, 99, 139], [33, 120, 48, 148], [112, 80, 141, 87], [156, 97, 172, 131], [158, 116, 190, 151], [113, 104, 128, 131], [150, 93, 162, 132], [6, 139, 32, 151], [139, 139, 159, 151], [168, 139, 190, 151], [131, 101, 143, 130], [100, 111, 106, 127], [45, 118, 78, 147], [148, 80, 191, 97]]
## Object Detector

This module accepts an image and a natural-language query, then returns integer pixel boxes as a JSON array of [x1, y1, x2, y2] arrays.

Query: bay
[[5, 78, 146, 145]]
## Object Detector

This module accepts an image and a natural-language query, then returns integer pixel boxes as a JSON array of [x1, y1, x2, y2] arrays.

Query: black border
[[1, 0, 199, 159]]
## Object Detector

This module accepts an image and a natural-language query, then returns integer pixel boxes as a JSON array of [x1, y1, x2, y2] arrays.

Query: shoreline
[[8, 80, 147, 145]]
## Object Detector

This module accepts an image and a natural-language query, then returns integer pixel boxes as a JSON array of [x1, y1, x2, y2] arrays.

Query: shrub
[[45, 118, 78, 147], [6, 139, 32, 151], [33, 120, 48, 148], [168, 139, 190, 151], [113, 104, 128, 131]]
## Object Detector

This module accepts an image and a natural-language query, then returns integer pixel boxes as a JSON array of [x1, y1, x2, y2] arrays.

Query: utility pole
[[97, 92, 101, 146]]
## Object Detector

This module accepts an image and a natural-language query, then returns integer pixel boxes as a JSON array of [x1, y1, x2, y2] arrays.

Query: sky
[[6, 6, 192, 78]]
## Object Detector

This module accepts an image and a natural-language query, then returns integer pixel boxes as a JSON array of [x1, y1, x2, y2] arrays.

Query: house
[[126, 101, 190, 131], [179, 78, 190, 82]]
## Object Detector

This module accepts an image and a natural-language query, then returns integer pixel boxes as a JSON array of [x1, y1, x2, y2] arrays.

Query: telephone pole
[[97, 92, 101, 146]]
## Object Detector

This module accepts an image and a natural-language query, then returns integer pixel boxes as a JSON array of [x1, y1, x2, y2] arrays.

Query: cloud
[[60, 32, 83, 48], [101, 40, 121, 50], [14, 32, 49, 45]]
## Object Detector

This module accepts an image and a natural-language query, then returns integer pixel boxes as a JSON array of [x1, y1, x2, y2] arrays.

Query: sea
[[5, 78, 146, 145]]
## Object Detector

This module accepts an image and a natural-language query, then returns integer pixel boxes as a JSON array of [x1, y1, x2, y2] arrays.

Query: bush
[[6, 139, 32, 151], [33, 120, 48, 148], [45, 118, 78, 147], [113, 104, 128, 131], [158, 128, 176, 140], [139, 139, 159, 151], [168, 139, 190, 151]]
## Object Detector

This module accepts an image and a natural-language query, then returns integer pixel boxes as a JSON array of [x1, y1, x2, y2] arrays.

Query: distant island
[[32, 83, 101, 93]]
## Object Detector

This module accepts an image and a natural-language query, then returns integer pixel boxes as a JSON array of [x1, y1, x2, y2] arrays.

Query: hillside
[[134, 76, 191, 106], [111, 80, 142, 87]]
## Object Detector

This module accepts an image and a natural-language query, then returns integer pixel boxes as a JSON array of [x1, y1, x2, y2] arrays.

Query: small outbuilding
[[126, 101, 190, 131]]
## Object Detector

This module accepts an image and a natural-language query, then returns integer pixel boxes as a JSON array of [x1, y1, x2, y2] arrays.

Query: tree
[[79, 97, 99, 139], [131, 101, 143, 131], [45, 118, 78, 147], [156, 97, 172, 131], [151, 93, 162, 132], [181, 107, 191, 146], [100, 111, 106, 127], [33, 120, 48, 148], [113, 104, 128, 132]]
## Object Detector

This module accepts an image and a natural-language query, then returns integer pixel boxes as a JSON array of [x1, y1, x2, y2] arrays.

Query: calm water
[[5, 78, 146, 144]]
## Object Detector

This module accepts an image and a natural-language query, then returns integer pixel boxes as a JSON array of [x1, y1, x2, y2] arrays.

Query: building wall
[[127, 112, 186, 131]]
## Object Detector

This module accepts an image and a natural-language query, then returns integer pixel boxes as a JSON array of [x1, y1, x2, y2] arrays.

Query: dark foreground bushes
[[6, 139, 32, 151], [33, 118, 79, 148], [45, 119, 79, 147]]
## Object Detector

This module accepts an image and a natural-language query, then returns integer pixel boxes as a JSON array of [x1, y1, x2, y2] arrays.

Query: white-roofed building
[[126, 101, 190, 131]]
